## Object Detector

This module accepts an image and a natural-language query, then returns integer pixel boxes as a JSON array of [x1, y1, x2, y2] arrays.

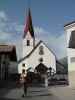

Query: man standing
[[23, 76, 28, 96], [20, 70, 28, 97]]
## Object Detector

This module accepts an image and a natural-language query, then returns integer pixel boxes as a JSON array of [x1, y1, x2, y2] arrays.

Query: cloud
[[0, 11, 66, 60], [0, 11, 24, 60], [0, 11, 24, 43], [34, 26, 67, 59], [12, 26, 67, 60], [0, 11, 11, 42], [34, 26, 49, 37], [49, 33, 67, 59], [0, 11, 8, 21]]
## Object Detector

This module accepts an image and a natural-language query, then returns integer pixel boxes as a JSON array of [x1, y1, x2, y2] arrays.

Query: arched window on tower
[[27, 40, 30, 46]]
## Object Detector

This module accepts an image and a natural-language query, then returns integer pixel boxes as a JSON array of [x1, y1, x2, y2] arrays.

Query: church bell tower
[[22, 8, 35, 57]]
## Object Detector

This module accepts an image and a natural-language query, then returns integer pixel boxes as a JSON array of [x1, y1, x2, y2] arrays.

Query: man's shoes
[[22, 94, 27, 97], [22, 94, 25, 97]]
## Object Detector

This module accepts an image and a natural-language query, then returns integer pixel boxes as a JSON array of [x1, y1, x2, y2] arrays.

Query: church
[[18, 8, 56, 80]]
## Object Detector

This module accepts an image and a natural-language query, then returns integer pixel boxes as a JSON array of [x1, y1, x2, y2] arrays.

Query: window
[[69, 31, 75, 48], [39, 46, 44, 55], [27, 40, 30, 46], [22, 63, 25, 67], [39, 58, 43, 62], [71, 57, 75, 63]]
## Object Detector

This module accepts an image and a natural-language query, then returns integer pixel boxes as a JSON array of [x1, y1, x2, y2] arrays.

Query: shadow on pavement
[[27, 93, 52, 97], [0, 81, 61, 100], [0, 97, 18, 100], [0, 80, 19, 98]]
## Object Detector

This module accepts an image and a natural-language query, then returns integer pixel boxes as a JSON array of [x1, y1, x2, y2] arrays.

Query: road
[[0, 85, 75, 100]]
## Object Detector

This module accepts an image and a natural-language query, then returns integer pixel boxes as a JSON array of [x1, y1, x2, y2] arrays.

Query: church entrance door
[[35, 63, 48, 84]]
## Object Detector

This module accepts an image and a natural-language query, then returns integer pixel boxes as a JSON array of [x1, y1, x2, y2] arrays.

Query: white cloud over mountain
[[0, 11, 67, 60]]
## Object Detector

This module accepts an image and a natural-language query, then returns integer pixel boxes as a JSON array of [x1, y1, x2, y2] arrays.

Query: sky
[[0, 0, 75, 60]]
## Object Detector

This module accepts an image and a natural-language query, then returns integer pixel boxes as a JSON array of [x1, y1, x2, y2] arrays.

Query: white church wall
[[18, 42, 56, 74], [27, 42, 56, 70], [16, 38, 23, 60], [23, 31, 34, 57]]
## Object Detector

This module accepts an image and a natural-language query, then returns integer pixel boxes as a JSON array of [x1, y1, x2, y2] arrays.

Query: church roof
[[18, 40, 56, 63], [64, 21, 75, 27], [23, 8, 34, 38], [18, 41, 42, 63], [0, 45, 15, 52]]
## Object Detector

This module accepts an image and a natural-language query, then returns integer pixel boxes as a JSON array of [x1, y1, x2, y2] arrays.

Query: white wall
[[23, 31, 34, 57], [65, 24, 75, 87], [18, 42, 56, 74], [67, 48, 75, 71], [65, 24, 75, 72]]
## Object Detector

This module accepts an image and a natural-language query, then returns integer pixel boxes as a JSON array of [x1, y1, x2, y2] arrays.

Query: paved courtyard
[[0, 85, 75, 100]]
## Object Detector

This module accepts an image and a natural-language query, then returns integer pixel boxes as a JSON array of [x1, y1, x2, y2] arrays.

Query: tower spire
[[23, 5, 34, 38]]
